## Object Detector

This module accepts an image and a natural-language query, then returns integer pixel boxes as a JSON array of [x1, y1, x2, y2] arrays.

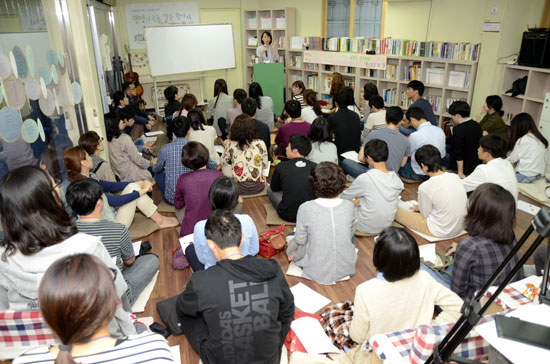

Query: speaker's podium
[[253, 63, 284, 115]]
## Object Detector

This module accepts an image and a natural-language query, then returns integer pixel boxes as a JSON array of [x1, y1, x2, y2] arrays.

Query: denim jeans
[[516, 172, 541, 183], [399, 159, 426, 181], [399, 125, 415, 136], [185, 244, 205, 271], [154, 170, 169, 203], [341, 158, 369, 178], [420, 263, 453, 288], [123, 254, 160, 305]]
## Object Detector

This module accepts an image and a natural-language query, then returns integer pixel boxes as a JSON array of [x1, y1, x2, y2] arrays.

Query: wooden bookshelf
[[500, 65, 550, 125], [286, 51, 478, 125], [243, 8, 296, 90]]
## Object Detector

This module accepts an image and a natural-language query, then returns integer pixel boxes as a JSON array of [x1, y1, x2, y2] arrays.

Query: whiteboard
[[144, 24, 235, 77]]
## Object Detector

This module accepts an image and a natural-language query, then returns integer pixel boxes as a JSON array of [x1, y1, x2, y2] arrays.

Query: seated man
[[399, 80, 437, 135], [153, 116, 218, 204], [268, 134, 316, 222], [395, 145, 468, 238], [65, 178, 159, 307], [342, 106, 409, 178], [328, 88, 362, 157], [226, 88, 247, 127], [446, 101, 482, 178], [275, 100, 311, 149], [462, 134, 518, 202], [177, 210, 294, 364], [122, 81, 155, 131], [241, 97, 271, 161], [399, 107, 445, 182], [341, 139, 404, 235]]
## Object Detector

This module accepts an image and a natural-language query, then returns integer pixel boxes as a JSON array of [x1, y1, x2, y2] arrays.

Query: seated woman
[[507, 112, 548, 183], [287, 162, 356, 285], [425, 183, 523, 299], [222, 114, 268, 196], [111, 90, 129, 113], [105, 111, 155, 182], [476, 95, 508, 142], [292, 80, 306, 108], [163, 85, 181, 118], [345, 227, 462, 364], [13, 254, 173, 363], [249, 82, 275, 131], [306, 117, 338, 164], [64, 146, 178, 229], [301, 89, 324, 123], [174, 142, 223, 236], [207, 79, 234, 137], [78, 130, 116, 182], [186, 176, 258, 271], [187, 108, 221, 165], [170, 93, 198, 141], [0, 166, 136, 335]]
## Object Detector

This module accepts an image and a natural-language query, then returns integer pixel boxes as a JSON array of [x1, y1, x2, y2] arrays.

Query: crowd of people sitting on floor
[[1, 77, 549, 364]]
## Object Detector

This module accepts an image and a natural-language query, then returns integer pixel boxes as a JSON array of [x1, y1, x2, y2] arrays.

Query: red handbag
[[258, 224, 286, 258]]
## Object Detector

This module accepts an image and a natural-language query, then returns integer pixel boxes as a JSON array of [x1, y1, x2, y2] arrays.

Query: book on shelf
[[248, 35, 258, 47], [383, 88, 398, 105], [445, 98, 467, 112], [278, 36, 285, 49], [275, 16, 286, 29], [324, 74, 332, 93], [403, 62, 421, 81], [382, 64, 397, 80], [290, 73, 302, 85], [248, 17, 257, 29], [448, 71, 466, 88], [279, 55, 285, 67], [290, 55, 302, 68], [425, 96, 441, 112], [260, 16, 271, 29], [425, 67, 445, 85], [290, 36, 304, 50], [400, 92, 413, 108], [306, 74, 319, 90]]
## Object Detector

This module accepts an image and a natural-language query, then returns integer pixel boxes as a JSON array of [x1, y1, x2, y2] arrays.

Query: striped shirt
[[13, 332, 174, 363], [293, 94, 306, 108]]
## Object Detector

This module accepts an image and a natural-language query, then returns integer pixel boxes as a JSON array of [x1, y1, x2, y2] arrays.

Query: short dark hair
[[260, 31, 272, 45], [414, 144, 442, 172], [368, 95, 384, 109], [465, 183, 516, 245], [104, 112, 121, 142], [334, 88, 351, 108], [181, 141, 209, 170], [363, 82, 379, 101], [385, 106, 404, 125], [309, 162, 346, 198], [209, 176, 239, 211], [205, 210, 242, 250], [285, 100, 301, 118], [292, 80, 305, 92], [407, 80, 425, 96], [479, 135, 507, 158], [448, 101, 471, 118], [485, 95, 503, 113], [241, 97, 258, 117], [364, 139, 388, 162], [172, 116, 191, 138], [233, 89, 247, 105], [288, 134, 312, 157], [78, 131, 101, 156], [230, 114, 259, 150], [307, 117, 332, 143], [121, 82, 132, 92], [66, 178, 104, 216], [405, 107, 426, 122], [111, 90, 126, 108], [373, 227, 420, 282], [164, 86, 178, 102], [117, 106, 135, 122]]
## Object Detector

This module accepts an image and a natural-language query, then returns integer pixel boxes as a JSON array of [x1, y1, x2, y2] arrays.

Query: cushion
[[518, 178, 550, 207], [264, 203, 296, 226], [128, 212, 160, 240], [241, 185, 268, 199], [157, 200, 176, 213]]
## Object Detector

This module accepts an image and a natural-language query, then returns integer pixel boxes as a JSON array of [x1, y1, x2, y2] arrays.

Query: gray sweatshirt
[[341, 169, 404, 234]]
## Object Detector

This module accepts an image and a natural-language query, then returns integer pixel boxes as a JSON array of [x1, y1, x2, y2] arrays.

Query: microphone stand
[[426, 207, 550, 364]]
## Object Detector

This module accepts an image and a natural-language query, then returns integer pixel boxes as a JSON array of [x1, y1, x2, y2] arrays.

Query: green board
[[253, 63, 284, 116]]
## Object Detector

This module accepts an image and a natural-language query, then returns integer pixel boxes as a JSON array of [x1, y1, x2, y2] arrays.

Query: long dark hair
[[63, 146, 87, 181], [307, 117, 333, 143], [0, 166, 77, 260], [304, 89, 322, 116], [39, 254, 118, 364], [175, 93, 198, 117], [230, 114, 259, 150], [464, 183, 516, 245], [111, 90, 126, 110], [187, 108, 206, 131], [104, 112, 121, 142], [329, 72, 345, 98], [509, 112, 548, 150], [248, 82, 264, 109], [213, 79, 228, 108], [209, 176, 239, 211]]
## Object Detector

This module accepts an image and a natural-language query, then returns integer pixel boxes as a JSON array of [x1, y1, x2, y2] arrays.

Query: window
[[325, 0, 384, 38]]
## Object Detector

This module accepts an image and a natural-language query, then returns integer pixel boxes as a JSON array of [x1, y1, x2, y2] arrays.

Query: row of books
[[289, 55, 302, 68], [445, 98, 467, 112], [289, 36, 481, 61], [323, 65, 355, 74], [323, 75, 355, 93], [248, 16, 286, 29], [306, 74, 319, 90], [403, 63, 421, 81], [247, 36, 286, 48], [383, 88, 398, 105]]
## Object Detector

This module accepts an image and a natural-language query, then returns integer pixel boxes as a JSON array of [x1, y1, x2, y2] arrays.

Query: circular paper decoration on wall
[[39, 65, 51, 85], [39, 89, 55, 116], [72, 82, 82, 104], [39, 77, 47, 98], [21, 119, 39, 143], [25, 79, 41, 100], [0, 107, 22, 142], [8, 51, 18, 79], [26, 45, 35, 78], [37, 117, 46, 142], [51, 65, 58, 84], [0, 82, 3, 104], [11, 46, 28, 79], [0, 53, 12, 79], [3, 78, 27, 109], [58, 50, 65, 68], [46, 50, 58, 66]]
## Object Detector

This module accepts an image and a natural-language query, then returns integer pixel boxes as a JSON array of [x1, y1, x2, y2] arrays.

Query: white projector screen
[[144, 24, 236, 77]]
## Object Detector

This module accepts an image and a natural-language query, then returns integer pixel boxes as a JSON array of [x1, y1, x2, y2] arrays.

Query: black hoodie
[[177, 256, 295, 364]]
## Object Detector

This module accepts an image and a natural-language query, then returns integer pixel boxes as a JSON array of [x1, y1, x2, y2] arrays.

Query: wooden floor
[[140, 179, 545, 364]]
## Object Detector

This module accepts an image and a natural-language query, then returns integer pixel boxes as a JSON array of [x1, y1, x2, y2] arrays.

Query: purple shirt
[[275, 121, 311, 148], [174, 168, 223, 236], [226, 106, 242, 127]]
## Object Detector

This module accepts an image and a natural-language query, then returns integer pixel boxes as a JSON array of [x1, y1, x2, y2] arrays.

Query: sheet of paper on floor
[[169, 346, 182, 364], [132, 241, 141, 256], [291, 316, 340, 354], [509, 275, 542, 297], [132, 271, 159, 313], [290, 283, 331, 314], [145, 130, 164, 136], [179, 233, 193, 252], [418, 243, 436, 264], [517, 200, 541, 216]]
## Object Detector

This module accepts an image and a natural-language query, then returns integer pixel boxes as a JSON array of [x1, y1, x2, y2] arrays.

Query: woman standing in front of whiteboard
[[206, 79, 234, 138], [256, 31, 279, 63]]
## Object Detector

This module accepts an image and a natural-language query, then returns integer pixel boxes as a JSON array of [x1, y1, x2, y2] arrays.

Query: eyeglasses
[[108, 267, 117, 282]]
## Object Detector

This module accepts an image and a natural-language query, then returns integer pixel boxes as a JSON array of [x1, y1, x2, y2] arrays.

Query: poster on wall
[[125, 2, 199, 50]]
